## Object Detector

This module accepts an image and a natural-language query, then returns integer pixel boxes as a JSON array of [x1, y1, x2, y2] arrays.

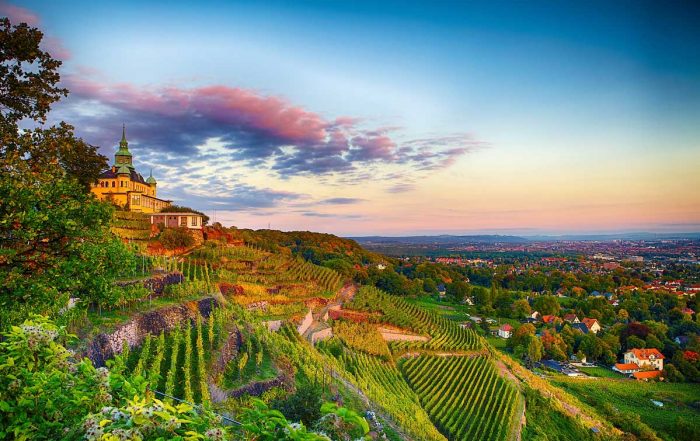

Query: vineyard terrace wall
[[86, 297, 218, 367], [114, 271, 184, 298]]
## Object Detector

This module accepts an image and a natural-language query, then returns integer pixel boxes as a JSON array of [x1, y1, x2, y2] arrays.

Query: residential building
[[613, 363, 640, 374], [563, 314, 580, 323], [624, 348, 665, 371], [150, 212, 204, 230], [498, 324, 513, 339], [581, 318, 601, 334]]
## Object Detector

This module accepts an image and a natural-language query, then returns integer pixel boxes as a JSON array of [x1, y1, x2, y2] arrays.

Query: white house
[[623, 348, 665, 371], [582, 318, 601, 334], [498, 324, 513, 339]]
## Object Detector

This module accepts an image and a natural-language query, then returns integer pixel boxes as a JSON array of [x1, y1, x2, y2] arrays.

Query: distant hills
[[350, 235, 529, 245], [350, 232, 700, 244]]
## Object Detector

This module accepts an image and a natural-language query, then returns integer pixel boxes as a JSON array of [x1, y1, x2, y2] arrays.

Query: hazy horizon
[[4, 0, 699, 235]]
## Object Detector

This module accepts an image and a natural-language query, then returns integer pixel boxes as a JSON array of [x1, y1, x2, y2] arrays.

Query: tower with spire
[[90, 126, 171, 213], [114, 124, 134, 168]]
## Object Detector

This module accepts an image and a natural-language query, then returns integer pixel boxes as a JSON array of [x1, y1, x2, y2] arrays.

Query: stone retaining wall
[[115, 272, 184, 297], [86, 297, 217, 367]]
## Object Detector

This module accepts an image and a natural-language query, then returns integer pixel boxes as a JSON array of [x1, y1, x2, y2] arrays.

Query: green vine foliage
[[0, 315, 112, 440], [83, 396, 227, 441]]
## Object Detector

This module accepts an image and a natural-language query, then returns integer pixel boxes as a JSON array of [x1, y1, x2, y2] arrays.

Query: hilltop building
[[91, 126, 171, 213]]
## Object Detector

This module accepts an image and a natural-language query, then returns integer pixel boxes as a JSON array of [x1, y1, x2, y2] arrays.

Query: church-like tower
[[114, 124, 134, 168], [90, 126, 171, 213]]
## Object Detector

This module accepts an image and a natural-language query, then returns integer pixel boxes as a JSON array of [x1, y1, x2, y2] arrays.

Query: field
[[554, 378, 700, 441], [400, 355, 520, 441]]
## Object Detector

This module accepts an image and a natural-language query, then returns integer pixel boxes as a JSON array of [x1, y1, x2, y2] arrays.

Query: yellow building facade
[[91, 126, 171, 213]]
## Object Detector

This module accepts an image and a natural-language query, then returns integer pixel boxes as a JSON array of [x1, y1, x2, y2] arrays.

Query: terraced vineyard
[[401, 355, 521, 441], [120, 308, 231, 405], [346, 286, 481, 353]]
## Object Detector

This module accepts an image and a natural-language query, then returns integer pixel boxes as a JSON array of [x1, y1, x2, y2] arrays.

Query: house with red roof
[[563, 313, 580, 324], [632, 370, 662, 381], [541, 315, 560, 325], [581, 318, 601, 334], [624, 348, 665, 371], [613, 363, 640, 374], [498, 324, 513, 339]]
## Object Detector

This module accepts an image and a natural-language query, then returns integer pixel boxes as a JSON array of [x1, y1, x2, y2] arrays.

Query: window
[[180, 216, 187, 227], [192, 216, 198, 226], [112, 181, 115, 188]]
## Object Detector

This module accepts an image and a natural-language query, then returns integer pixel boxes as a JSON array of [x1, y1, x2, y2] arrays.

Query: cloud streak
[[57, 76, 483, 181]]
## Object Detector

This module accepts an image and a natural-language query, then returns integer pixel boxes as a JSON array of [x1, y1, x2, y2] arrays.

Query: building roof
[[152, 212, 204, 217], [563, 314, 578, 321], [627, 348, 665, 360], [98, 167, 148, 185], [572, 323, 589, 334], [632, 370, 662, 380], [582, 318, 599, 329], [614, 363, 639, 371], [146, 173, 157, 184], [500, 324, 513, 331], [541, 315, 558, 324], [117, 164, 131, 174]]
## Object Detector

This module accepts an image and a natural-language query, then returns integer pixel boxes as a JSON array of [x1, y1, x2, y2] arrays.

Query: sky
[[3, 0, 700, 236]]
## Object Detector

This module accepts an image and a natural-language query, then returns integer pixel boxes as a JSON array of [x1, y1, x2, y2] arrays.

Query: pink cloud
[[59, 75, 482, 178], [0, 1, 39, 26]]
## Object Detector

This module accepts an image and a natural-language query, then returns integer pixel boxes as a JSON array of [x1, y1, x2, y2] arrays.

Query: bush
[[0, 315, 112, 440], [271, 381, 323, 426], [159, 227, 195, 249]]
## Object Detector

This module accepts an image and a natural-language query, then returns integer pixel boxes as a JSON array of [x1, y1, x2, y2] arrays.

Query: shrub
[[0, 315, 112, 440], [159, 227, 195, 249]]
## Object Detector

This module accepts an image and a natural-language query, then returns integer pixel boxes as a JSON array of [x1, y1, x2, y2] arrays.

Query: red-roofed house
[[582, 318, 601, 334], [624, 348, 665, 371], [541, 315, 560, 325], [681, 307, 695, 316], [632, 370, 662, 381], [498, 324, 513, 339], [563, 314, 580, 324], [613, 363, 640, 374]]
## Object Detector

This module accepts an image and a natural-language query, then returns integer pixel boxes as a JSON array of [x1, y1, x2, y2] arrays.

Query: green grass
[[405, 296, 473, 322], [577, 366, 624, 379], [486, 335, 508, 350], [553, 378, 700, 441]]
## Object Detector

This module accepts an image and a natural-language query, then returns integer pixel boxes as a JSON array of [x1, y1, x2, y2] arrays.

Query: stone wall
[[86, 297, 217, 367], [114, 272, 184, 298], [310, 327, 333, 344], [297, 308, 314, 335]]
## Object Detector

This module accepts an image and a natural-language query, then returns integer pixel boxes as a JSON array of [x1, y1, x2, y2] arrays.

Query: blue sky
[[5, 0, 700, 234]]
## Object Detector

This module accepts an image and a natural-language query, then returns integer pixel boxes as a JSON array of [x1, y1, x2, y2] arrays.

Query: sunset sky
[[4, 1, 700, 235]]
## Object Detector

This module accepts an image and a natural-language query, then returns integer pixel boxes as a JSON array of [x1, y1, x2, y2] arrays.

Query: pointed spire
[[119, 123, 128, 148], [146, 167, 157, 185]]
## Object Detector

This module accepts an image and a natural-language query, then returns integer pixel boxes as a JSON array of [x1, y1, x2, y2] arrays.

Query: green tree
[[0, 16, 133, 328], [447, 280, 470, 302], [533, 295, 561, 316], [0, 18, 66, 132], [512, 299, 532, 318]]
